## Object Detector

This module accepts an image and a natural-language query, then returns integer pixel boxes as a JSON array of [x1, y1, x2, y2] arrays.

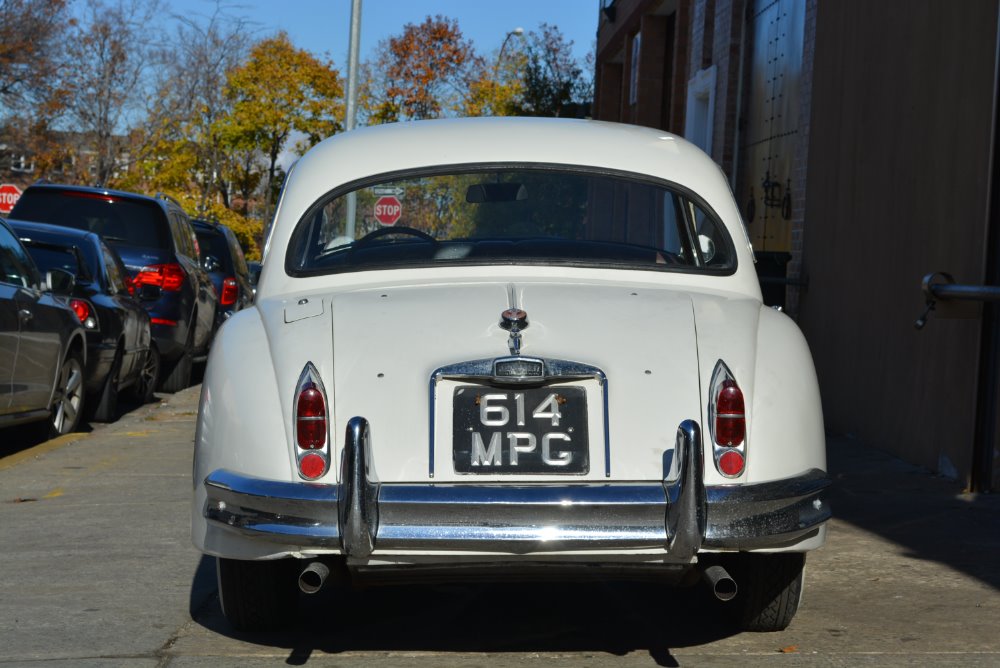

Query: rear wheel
[[51, 350, 85, 436], [130, 346, 160, 404], [730, 553, 806, 632], [216, 557, 299, 632], [91, 348, 121, 422]]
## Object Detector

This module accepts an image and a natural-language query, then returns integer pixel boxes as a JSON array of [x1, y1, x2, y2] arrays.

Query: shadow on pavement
[[827, 435, 1000, 590], [190, 554, 736, 666]]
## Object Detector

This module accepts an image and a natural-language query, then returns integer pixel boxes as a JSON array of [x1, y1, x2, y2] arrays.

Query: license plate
[[452, 385, 589, 474]]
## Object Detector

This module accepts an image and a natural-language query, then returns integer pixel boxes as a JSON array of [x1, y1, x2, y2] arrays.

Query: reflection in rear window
[[288, 166, 735, 276], [23, 244, 84, 280], [11, 190, 171, 250]]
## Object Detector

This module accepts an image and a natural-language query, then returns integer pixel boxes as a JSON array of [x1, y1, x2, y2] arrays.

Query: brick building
[[594, 0, 1000, 490]]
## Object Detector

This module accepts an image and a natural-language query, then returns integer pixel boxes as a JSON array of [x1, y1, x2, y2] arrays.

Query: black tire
[[91, 349, 121, 423], [131, 346, 160, 404], [216, 557, 299, 632], [731, 553, 806, 632], [51, 350, 85, 436], [159, 330, 193, 393]]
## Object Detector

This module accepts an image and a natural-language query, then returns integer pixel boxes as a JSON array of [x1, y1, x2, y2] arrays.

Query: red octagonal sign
[[374, 195, 402, 226], [0, 183, 22, 215]]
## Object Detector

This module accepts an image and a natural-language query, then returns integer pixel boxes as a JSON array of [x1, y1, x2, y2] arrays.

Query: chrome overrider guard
[[203, 418, 831, 558]]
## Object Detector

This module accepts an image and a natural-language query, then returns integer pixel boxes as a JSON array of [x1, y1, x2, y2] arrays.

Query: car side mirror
[[698, 234, 716, 264], [46, 268, 76, 294], [137, 284, 161, 301]]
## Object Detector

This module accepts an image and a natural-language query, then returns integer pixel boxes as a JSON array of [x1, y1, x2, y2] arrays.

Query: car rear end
[[192, 220, 251, 327], [9, 186, 196, 370]]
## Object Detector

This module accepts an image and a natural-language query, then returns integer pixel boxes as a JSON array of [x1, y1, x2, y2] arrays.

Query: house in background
[[594, 0, 1000, 491]]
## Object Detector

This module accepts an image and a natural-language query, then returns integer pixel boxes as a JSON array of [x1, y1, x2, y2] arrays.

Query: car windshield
[[288, 167, 735, 275]]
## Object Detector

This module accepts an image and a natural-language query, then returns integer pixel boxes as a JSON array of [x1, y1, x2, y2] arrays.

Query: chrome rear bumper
[[203, 418, 830, 558]]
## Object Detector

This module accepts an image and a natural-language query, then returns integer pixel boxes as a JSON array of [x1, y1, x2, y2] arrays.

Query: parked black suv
[[9, 185, 217, 392], [191, 219, 253, 328]]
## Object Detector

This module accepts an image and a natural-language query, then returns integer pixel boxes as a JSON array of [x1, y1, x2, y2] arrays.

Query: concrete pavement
[[0, 385, 998, 666]]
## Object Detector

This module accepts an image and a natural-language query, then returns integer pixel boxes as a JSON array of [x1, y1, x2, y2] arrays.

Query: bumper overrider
[[203, 419, 831, 560]]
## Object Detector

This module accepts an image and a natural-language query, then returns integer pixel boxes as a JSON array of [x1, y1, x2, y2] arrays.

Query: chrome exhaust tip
[[298, 561, 330, 595], [702, 564, 738, 601]]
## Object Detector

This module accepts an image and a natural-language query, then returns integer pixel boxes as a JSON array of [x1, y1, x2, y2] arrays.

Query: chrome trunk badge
[[500, 307, 529, 355]]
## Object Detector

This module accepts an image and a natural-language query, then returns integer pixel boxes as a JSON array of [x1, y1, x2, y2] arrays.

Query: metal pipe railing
[[916, 272, 1000, 329]]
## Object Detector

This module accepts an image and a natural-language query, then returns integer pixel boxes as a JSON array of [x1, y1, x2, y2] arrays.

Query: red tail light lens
[[296, 382, 326, 448], [714, 379, 745, 446], [294, 363, 330, 480], [69, 298, 98, 329], [220, 277, 238, 306], [718, 450, 745, 476], [133, 263, 185, 291]]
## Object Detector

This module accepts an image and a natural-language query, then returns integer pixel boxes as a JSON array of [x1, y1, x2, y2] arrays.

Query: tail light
[[709, 361, 746, 477], [69, 298, 99, 330], [294, 363, 330, 480], [133, 263, 186, 291], [219, 277, 238, 306]]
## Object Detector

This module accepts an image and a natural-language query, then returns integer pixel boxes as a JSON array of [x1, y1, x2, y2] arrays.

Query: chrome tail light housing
[[294, 362, 330, 480], [708, 360, 746, 478]]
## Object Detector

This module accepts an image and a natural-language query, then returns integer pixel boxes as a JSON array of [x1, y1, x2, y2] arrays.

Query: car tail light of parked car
[[294, 363, 329, 480], [219, 277, 238, 306], [133, 263, 186, 291], [69, 298, 99, 330], [709, 361, 746, 477]]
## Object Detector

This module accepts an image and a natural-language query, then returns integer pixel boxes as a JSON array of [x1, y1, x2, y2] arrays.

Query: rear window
[[11, 189, 171, 250], [288, 166, 736, 276], [195, 228, 234, 273], [22, 243, 87, 281]]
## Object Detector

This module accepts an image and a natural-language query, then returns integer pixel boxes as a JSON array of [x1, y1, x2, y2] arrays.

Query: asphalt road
[[1, 385, 999, 667]]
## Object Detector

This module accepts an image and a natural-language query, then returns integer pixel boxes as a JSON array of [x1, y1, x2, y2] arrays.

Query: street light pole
[[494, 27, 524, 76], [345, 0, 362, 239]]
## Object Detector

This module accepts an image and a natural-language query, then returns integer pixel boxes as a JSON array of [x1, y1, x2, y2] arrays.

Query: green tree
[[216, 32, 343, 221], [513, 24, 590, 118], [364, 16, 480, 123]]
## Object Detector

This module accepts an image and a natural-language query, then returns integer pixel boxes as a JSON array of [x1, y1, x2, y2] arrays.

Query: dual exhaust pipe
[[298, 560, 737, 600]]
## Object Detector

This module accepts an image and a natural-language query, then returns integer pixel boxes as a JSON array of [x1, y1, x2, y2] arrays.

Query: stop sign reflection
[[374, 196, 402, 226]]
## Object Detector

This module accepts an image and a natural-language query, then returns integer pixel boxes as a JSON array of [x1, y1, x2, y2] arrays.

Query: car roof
[[22, 183, 172, 210], [266, 117, 752, 270], [6, 218, 102, 247]]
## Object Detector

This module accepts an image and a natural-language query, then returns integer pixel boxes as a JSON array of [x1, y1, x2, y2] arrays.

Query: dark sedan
[[9, 220, 159, 421], [192, 219, 253, 328], [0, 218, 88, 436]]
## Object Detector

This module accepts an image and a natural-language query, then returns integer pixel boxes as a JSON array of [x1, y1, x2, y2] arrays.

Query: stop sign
[[0, 184, 22, 215], [374, 196, 402, 226]]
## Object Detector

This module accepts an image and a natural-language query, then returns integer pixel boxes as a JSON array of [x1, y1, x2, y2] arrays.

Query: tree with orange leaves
[[364, 15, 481, 123]]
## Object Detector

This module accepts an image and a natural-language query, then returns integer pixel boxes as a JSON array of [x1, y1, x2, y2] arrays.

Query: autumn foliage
[[0, 4, 592, 260]]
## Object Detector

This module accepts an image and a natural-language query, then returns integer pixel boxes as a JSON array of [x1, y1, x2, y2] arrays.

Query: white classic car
[[192, 117, 830, 633]]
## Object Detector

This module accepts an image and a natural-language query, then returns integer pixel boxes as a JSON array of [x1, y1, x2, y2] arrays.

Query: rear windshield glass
[[288, 167, 735, 275], [22, 243, 86, 281], [195, 228, 234, 273], [12, 190, 171, 250]]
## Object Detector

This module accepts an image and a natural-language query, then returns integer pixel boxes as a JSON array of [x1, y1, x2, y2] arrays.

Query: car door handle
[[18, 308, 32, 323]]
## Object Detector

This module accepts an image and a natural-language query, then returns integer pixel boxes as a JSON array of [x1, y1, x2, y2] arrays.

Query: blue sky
[[168, 0, 599, 66]]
